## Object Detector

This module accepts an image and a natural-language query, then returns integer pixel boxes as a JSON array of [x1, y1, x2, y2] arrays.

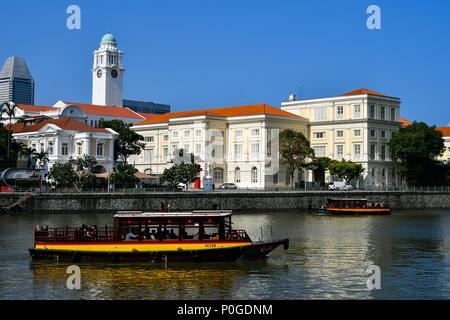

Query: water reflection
[[1, 210, 449, 299]]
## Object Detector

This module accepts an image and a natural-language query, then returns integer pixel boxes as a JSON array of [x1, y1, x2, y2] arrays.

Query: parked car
[[328, 181, 353, 191], [219, 183, 237, 189]]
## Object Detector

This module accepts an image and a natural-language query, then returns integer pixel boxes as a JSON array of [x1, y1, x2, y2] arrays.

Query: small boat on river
[[29, 210, 289, 263], [318, 198, 391, 215]]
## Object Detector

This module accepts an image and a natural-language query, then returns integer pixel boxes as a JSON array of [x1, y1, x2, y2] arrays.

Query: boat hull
[[28, 239, 289, 263], [318, 208, 391, 215]]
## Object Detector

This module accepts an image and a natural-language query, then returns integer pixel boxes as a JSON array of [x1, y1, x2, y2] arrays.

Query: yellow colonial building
[[281, 88, 402, 189], [130, 104, 308, 189]]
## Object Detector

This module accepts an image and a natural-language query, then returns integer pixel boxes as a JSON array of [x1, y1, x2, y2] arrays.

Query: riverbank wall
[[1, 191, 450, 213]]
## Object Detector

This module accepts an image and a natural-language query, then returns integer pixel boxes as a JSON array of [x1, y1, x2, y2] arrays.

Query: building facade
[[281, 89, 402, 189], [10, 118, 118, 173], [0, 57, 34, 105], [436, 127, 450, 163], [130, 104, 309, 189], [123, 99, 170, 115]]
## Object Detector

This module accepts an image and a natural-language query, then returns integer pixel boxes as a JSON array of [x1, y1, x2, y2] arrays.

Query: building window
[[370, 144, 376, 160], [336, 106, 344, 120], [273, 172, 279, 185], [48, 142, 53, 155], [234, 130, 243, 137], [390, 107, 396, 121], [381, 131, 386, 139], [213, 168, 224, 184], [163, 135, 169, 142], [314, 107, 327, 121], [97, 143, 104, 156], [370, 129, 376, 138], [251, 129, 260, 136], [172, 144, 178, 155], [61, 143, 69, 155], [353, 129, 361, 137], [184, 130, 190, 137], [172, 131, 178, 138], [353, 144, 361, 160], [313, 146, 326, 157], [144, 136, 154, 142], [336, 130, 344, 138], [77, 145, 83, 155], [251, 167, 258, 183], [195, 143, 201, 155], [313, 132, 326, 139], [380, 145, 386, 160], [336, 145, 344, 160], [251, 143, 259, 158], [234, 144, 243, 160], [370, 105, 376, 119], [235, 167, 241, 183], [163, 147, 169, 161], [144, 148, 153, 163], [195, 129, 202, 137], [183, 144, 190, 153], [353, 105, 361, 119], [380, 106, 386, 120]]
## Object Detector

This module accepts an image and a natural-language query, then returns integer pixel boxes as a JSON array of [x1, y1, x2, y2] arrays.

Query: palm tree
[[21, 147, 36, 168], [2, 101, 19, 159], [32, 151, 49, 169]]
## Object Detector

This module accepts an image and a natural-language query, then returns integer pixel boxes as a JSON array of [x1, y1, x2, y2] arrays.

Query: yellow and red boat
[[29, 210, 289, 263], [318, 198, 391, 215]]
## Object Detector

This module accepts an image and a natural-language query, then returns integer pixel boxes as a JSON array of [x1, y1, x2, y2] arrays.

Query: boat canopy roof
[[327, 198, 368, 201], [114, 210, 233, 219]]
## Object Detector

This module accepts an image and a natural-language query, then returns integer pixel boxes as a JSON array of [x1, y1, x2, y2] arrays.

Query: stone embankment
[[1, 191, 449, 213]]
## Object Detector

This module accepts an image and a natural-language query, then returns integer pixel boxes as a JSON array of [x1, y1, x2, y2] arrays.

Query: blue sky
[[1, 0, 449, 126]]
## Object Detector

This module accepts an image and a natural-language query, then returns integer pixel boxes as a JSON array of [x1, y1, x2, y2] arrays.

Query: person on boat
[[150, 230, 156, 240], [193, 232, 200, 240], [169, 229, 177, 239], [126, 230, 138, 240]]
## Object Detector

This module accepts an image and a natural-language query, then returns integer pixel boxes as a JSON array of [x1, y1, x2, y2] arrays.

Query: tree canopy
[[279, 129, 314, 188], [110, 163, 139, 188], [328, 159, 365, 184], [389, 121, 445, 185], [162, 162, 200, 190], [97, 119, 145, 163]]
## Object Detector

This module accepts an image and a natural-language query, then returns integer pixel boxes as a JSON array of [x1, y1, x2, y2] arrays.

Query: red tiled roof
[[436, 127, 450, 137], [63, 102, 144, 119], [340, 88, 387, 97], [136, 112, 159, 119], [134, 104, 303, 125], [400, 118, 412, 126], [16, 104, 59, 112], [9, 118, 111, 134]]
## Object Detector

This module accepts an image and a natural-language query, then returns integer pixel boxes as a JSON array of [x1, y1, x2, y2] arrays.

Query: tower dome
[[101, 32, 116, 44]]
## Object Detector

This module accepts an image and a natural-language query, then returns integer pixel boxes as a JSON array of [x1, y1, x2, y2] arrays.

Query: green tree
[[1, 102, 19, 159], [97, 119, 145, 163], [32, 151, 49, 169], [328, 159, 365, 185], [47, 162, 77, 188], [68, 155, 98, 191], [279, 129, 314, 188], [110, 163, 139, 188], [310, 157, 332, 186], [389, 122, 445, 186], [162, 162, 200, 190], [20, 147, 36, 168]]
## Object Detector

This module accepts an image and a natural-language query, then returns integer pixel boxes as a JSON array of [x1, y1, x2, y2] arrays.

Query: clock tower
[[92, 32, 124, 107]]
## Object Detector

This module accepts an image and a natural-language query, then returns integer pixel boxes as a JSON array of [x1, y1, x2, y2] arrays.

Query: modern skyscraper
[[92, 32, 124, 107], [122, 99, 170, 115], [0, 57, 35, 105]]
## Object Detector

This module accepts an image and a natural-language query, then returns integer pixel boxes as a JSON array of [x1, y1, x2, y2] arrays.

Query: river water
[[0, 210, 449, 300]]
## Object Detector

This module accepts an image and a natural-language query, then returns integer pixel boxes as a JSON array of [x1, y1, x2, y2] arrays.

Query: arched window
[[213, 168, 224, 184], [251, 167, 258, 183], [235, 167, 241, 183]]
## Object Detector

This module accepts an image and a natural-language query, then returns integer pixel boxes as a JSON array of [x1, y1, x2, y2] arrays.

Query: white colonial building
[[281, 88, 402, 188], [130, 104, 309, 189], [10, 118, 118, 173]]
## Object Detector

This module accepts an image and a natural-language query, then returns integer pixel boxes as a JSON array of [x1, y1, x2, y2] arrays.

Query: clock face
[[111, 69, 118, 78], [96, 69, 102, 78]]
